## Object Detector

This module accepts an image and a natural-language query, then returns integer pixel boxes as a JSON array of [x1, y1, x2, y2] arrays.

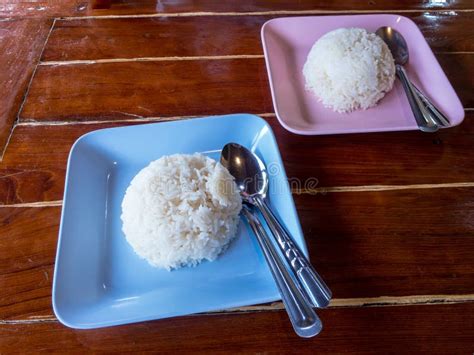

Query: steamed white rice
[[121, 153, 242, 270], [302, 28, 396, 113]]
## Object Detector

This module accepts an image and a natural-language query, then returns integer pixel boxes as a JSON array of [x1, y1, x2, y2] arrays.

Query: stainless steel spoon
[[221, 143, 332, 308], [242, 205, 322, 338], [376, 27, 450, 127], [376, 26, 439, 132]]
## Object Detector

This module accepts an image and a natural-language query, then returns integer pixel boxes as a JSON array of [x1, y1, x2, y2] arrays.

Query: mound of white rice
[[121, 153, 242, 270], [302, 28, 395, 113]]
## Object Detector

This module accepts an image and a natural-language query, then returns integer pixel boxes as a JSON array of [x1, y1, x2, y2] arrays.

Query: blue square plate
[[53, 114, 308, 329]]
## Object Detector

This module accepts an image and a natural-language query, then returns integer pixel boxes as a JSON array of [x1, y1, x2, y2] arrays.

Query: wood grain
[[42, 12, 474, 62], [2, 184, 474, 319], [418, 11, 474, 52], [5, 0, 472, 17], [0, 18, 51, 154], [42, 16, 268, 61], [92, 0, 112, 10], [1, 303, 474, 353], [0, 124, 75, 204], [19, 54, 473, 123], [0, 1, 87, 17], [294, 189, 474, 298], [437, 54, 474, 108], [20, 59, 273, 121], [0, 207, 58, 320], [272, 112, 474, 188], [2, 113, 474, 204], [66, 0, 474, 16]]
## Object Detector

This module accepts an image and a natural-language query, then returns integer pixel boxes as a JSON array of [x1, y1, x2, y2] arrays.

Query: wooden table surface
[[1, 1, 473, 353]]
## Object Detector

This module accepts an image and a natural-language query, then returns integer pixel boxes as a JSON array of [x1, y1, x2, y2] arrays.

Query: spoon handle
[[413, 85, 450, 127], [242, 206, 322, 338], [396, 65, 438, 133], [253, 196, 332, 308]]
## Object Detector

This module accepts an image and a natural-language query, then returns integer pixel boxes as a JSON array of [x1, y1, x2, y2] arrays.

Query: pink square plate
[[261, 14, 464, 135]]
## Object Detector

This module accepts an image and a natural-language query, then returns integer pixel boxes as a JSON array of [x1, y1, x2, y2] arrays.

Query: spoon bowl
[[376, 26, 409, 65], [220, 143, 268, 201]]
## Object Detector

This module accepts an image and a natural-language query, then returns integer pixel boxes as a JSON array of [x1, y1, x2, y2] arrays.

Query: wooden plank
[[20, 59, 273, 121], [19, 54, 474, 122], [65, 0, 474, 16], [272, 111, 474, 187], [92, 0, 112, 10], [1, 185, 474, 319], [1, 303, 474, 352], [419, 11, 474, 52], [437, 54, 474, 109], [0, 18, 51, 154], [42, 16, 268, 61], [42, 12, 474, 62], [0, 207, 58, 320], [2, 113, 474, 204], [0, 124, 75, 205], [6, 0, 473, 17], [294, 188, 474, 298]]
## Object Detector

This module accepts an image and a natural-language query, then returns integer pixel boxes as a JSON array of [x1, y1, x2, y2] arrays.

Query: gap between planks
[[39, 55, 265, 66], [38, 52, 474, 67], [17, 113, 276, 126], [295, 182, 474, 194], [59, 9, 474, 21], [13, 107, 474, 125], [217, 294, 474, 314], [1, 294, 474, 324], [0, 200, 63, 208], [2, 182, 474, 208], [11, 107, 471, 154], [0, 19, 57, 161]]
